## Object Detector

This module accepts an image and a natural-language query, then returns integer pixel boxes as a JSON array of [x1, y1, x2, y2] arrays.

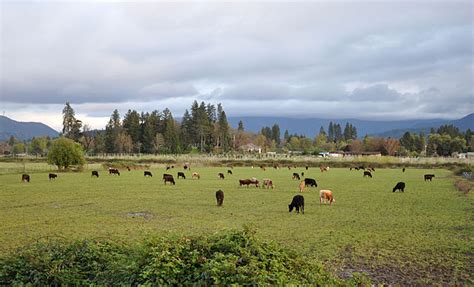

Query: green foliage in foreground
[[0, 228, 365, 286]]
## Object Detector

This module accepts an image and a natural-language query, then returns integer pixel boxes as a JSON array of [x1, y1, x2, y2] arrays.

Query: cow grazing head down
[[289, 195, 305, 214]]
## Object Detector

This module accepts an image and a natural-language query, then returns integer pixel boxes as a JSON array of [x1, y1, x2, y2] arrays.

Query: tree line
[[1, 102, 473, 157]]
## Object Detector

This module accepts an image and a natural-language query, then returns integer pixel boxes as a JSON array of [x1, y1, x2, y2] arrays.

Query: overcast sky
[[1, 1, 473, 131]]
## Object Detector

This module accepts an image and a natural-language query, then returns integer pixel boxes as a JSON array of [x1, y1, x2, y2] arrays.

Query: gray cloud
[[1, 1, 472, 121]]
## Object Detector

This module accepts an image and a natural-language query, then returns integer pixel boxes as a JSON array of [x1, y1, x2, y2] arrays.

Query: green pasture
[[0, 164, 472, 285]]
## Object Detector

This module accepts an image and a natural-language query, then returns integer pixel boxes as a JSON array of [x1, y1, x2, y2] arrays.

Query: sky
[[1, 1, 473, 131]]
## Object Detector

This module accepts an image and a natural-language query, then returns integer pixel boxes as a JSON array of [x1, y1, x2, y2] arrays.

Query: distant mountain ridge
[[228, 113, 473, 139], [0, 115, 59, 141]]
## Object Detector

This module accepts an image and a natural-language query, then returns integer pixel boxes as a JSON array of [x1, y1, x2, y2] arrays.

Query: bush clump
[[0, 229, 366, 286]]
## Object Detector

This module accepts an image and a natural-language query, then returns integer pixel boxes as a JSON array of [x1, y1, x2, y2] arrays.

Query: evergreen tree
[[217, 104, 231, 151], [343, 123, 351, 141], [162, 108, 181, 153], [238, 120, 244, 132], [104, 109, 121, 153], [319, 126, 326, 136], [328, 122, 334, 143], [122, 109, 141, 151], [284, 129, 290, 141], [334, 123, 343, 143], [271, 124, 281, 145], [180, 109, 193, 151], [141, 111, 160, 153], [62, 102, 82, 141]]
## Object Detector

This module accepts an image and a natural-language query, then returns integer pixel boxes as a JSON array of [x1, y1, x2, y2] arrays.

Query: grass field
[[0, 164, 472, 285]]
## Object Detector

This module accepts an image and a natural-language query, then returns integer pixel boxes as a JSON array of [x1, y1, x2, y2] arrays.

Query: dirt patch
[[331, 245, 470, 286], [126, 211, 153, 219]]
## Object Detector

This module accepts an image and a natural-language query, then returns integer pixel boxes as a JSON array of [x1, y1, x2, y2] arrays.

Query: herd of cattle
[[19, 164, 436, 215]]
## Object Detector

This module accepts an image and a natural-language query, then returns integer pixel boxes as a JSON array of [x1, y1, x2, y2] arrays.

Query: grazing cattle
[[260, 165, 266, 171], [320, 166, 329, 172], [49, 173, 57, 180], [273, 165, 279, 170], [163, 174, 175, 185], [126, 166, 131, 171], [262, 179, 274, 189], [216, 190, 224, 206], [305, 166, 309, 170], [227, 169, 233, 175], [192, 172, 200, 179], [358, 166, 365, 170], [218, 173, 225, 179], [109, 168, 120, 176], [301, 172, 305, 177], [292, 173, 300, 180], [424, 174, 435, 181], [166, 166, 171, 171], [363, 171, 372, 178], [239, 179, 259, 188], [183, 164, 190, 170], [91, 171, 99, 178], [299, 181, 305, 193], [402, 167, 406, 173], [21, 174, 30, 183], [319, 190, 335, 205], [288, 195, 304, 214], [367, 167, 375, 172], [393, 182, 405, 192], [144, 171, 153, 177], [304, 178, 317, 187], [177, 172, 186, 179]]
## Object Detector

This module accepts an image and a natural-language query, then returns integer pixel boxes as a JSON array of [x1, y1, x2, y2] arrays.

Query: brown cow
[[239, 179, 259, 188], [320, 190, 335, 205], [163, 174, 175, 185], [109, 168, 120, 176], [299, 181, 305, 193], [320, 166, 329, 172], [192, 172, 200, 179], [262, 179, 274, 189], [218, 173, 225, 179]]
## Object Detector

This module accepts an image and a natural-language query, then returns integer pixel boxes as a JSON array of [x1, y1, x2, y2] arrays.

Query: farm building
[[240, 143, 262, 153]]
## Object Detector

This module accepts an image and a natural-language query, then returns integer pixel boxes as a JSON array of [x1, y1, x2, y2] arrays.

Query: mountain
[[0, 116, 59, 141], [228, 113, 473, 139]]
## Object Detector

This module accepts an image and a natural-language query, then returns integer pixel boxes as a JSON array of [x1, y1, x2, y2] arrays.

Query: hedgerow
[[0, 228, 368, 286]]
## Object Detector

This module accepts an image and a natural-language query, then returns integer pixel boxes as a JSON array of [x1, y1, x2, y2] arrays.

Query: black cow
[[305, 166, 309, 170], [109, 168, 120, 176], [424, 174, 435, 181], [218, 173, 225, 179], [144, 171, 153, 177], [49, 173, 57, 180], [393, 182, 405, 192], [292, 173, 300, 180], [402, 168, 406, 173], [21, 174, 30, 182], [126, 166, 131, 171], [177, 172, 186, 179], [91, 171, 99, 178], [184, 164, 189, 170], [227, 169, 233, 175], [216, 190, 224, 206], [363, 171, 372, 178], [289, 195, 304, 214], [163, 174, 175, 185], [166, 166, 171, 171], [304, 178, 317, 187]]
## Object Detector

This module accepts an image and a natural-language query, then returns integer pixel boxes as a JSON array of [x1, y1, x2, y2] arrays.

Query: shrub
[[0, 229, 364, 286], [47, 137, 85, 170]]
